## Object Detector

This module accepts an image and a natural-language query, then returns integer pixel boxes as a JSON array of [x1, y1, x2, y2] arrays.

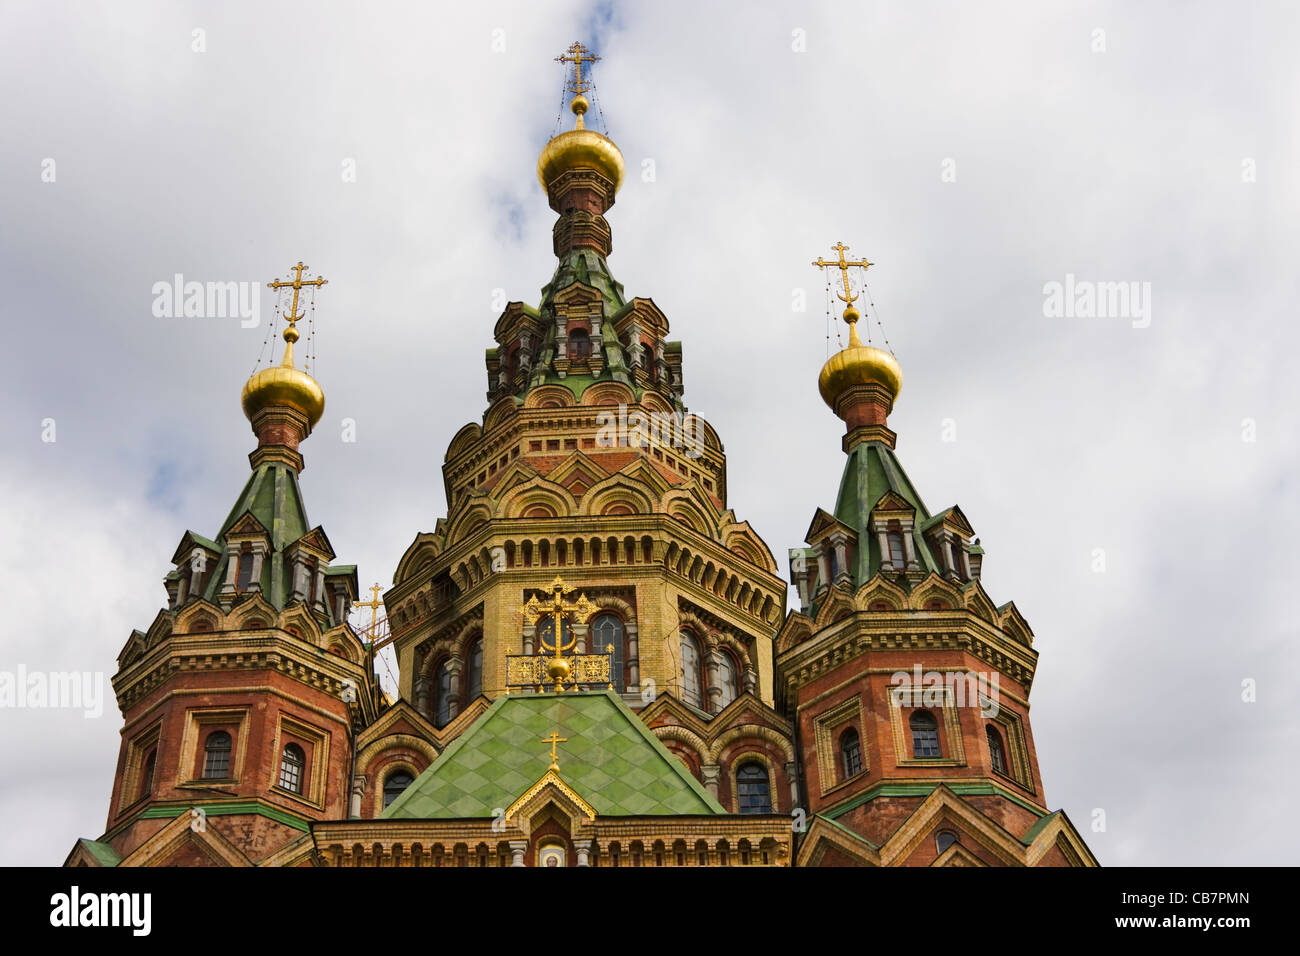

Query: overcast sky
[[1, 0, 1296, 867]]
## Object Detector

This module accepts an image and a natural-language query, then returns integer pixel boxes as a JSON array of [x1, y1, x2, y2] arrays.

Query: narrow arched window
[[235, 548, 255, 590], [569, 328, 591, 359], [680, 631, 703, 708], [592, 613, 625, 691], [434, 658, 453, 728], [279, 743, 305, 794], [717, 650, 739, 708], [950, 540, 966, 580], [887, 529, 906, 569], [736, 762, 772, 814], [986, 725, 1007, 775], [466, 638, 483, 702], [202, 731, 232, 779], [140, 749, 157, 800], [840, 727, 862, 778], [910, 710, 940, 758], [383, 770, 415, 809], [936, 830, 958, 854]]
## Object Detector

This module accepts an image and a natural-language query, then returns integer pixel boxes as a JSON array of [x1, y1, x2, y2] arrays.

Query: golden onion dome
[[537, 94, 625, 193], [818, 322, 903, 409], [241, 362, 325, 427]]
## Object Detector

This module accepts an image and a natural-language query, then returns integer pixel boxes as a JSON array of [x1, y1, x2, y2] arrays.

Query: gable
[[383, 690, 724, 819]]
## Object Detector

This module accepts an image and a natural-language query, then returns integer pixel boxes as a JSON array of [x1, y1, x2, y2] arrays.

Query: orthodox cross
[[812, 242, 873, 311], [353, 583, 384, 638], [520, 576, 594, 692], [541, 731, 568, 771], [556, 41, 599, 94], [267, 261, 328, 362]]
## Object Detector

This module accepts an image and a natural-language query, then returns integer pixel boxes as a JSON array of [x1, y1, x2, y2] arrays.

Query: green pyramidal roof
[[383, 690, 725, 819], [192, 461, 315, 611], [832, 440, 944, 586]]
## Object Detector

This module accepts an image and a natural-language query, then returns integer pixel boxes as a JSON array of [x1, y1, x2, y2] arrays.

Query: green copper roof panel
[[830, 441, 945, 588], [383, 690, 724, 819]]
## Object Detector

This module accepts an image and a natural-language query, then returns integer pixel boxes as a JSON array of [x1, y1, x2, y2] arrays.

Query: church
[[64, 44, 1096, 868]]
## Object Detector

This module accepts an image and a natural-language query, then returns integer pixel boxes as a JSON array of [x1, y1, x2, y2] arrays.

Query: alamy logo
[[151, 274, 260, 328], [49, 886, 151, 936], [890, 665, 1001, 717], [0, 666, 103, 718], [1042, 273, 1151, 328], [595, 404, 704, 459]]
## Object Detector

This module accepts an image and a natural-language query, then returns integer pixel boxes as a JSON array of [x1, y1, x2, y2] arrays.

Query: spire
[[537, 41, 625, 259], [240, 261, 329, 472], [812, 243, 902, 452]]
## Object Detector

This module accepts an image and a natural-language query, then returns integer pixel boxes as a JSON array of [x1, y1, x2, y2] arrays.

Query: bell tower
[[384, 43, 798, 817], [70, 263, 383, 868], [778, 247, 1097, 866]]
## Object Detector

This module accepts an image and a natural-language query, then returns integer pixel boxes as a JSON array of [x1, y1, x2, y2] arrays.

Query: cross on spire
[[556, 41, 599, 95], [813, 242, 874, 343], [541, 731, 568, 771], [267, 261, 328, 367], [353, 583, 384, 635]]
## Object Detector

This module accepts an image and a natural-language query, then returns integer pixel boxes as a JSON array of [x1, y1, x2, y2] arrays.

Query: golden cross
[[556, 41, 599, 94], [267, 261, 328, 365], [541, 731, 568, 771], [812, 242, 873, 309], [353, 583, 384, 638]]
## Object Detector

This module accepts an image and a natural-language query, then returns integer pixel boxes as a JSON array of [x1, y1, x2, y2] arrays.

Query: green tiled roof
[[194, 462, 318, 614], [383, 690, 725, 819], [522, 251, 635, 397], [831, 440, 942, 589]]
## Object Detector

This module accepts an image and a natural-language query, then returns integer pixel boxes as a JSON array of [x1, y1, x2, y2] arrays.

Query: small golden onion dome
[[537, 96, 625, 193], [241, 363, 325, 428], [818, 325, 903, 409]]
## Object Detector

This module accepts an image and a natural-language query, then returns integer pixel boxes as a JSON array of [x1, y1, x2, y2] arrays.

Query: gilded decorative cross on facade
[[541, 731, 568, 771], [519, 576, 595, 692], [556, 41, 599, 94], [267, 261, 328, 364]]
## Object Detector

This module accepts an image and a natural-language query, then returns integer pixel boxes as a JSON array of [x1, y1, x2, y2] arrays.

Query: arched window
[[434, 658, 453, 728], [235, 548, 255, 590], [910, 710, 940, 758], [986, 725, 1007, 775], [383, 770, 415, 809], [680, 631, 704, 708], [887, 529, 906, 570], [592, 613, 625, 691], [569, 328, 591, 359], [279, 743, 305, 794], [736, 762, 772, 814], [950, 540, 966, 580], [717, 650, 740, 708], [840, 727, 862, 778], [140, 749, 157, 800], [936, 830, 958, 854], [466, 638, 483, 702], [202, 731, 232, 779]]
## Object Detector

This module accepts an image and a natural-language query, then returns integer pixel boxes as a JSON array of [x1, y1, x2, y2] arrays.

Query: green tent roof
[[830, 440, 944, 589], [383, 690, 725, 819]]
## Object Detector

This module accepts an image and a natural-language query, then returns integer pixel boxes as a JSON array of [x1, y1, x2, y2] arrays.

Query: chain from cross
[[556, 41, 599, 94], [812, 242, 873, 308], [541, 731, 568, 771]]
